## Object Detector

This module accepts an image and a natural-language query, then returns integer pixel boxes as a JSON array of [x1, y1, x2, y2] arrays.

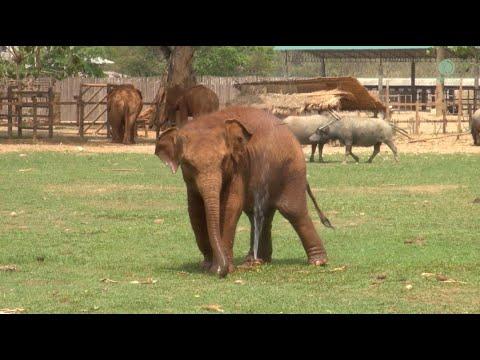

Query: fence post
[[48, 87, 54, 138], [385, 80, 390, 121], [78, 87, 84, 138], [457, 79, 463, 135], [442, 97, 447, 134], [7, 86, 13, 138], [17, 99, 22, 138], [415, 100, 420, 134], [32, 96, 38, 141]]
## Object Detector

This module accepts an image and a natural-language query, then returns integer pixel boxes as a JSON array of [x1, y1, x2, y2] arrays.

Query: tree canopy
[[0, 46, 106, 79]]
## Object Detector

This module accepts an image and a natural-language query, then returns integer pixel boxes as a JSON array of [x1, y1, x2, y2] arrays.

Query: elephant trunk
[[199, 177, 228, 278]]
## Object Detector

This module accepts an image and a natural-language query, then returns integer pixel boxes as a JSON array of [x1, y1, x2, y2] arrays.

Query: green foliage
[[0, 46, 106, 79], [100, 47, 167, 77], [1, 151, 479, 313], [194, 46, 275, 76]]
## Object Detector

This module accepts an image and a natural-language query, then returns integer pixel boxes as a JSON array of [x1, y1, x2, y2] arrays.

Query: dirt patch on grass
[[404, 285, 480, 311]]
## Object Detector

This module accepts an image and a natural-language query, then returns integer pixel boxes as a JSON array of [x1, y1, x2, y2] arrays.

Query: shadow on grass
[[161, 256, 312, 275]]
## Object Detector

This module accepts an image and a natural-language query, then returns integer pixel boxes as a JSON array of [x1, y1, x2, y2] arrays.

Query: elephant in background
[[155, 106, 332, 278], [471, 109, 480, 146], [158, 85, 219, 130], [107, 85, 143, 144]]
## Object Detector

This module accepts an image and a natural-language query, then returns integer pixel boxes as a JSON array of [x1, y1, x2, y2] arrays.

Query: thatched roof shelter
[[231, 76, 386, 117]]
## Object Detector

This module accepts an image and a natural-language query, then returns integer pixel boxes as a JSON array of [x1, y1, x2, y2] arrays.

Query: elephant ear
[[225, 119, 252, 162], [155, 128, 181, 174]]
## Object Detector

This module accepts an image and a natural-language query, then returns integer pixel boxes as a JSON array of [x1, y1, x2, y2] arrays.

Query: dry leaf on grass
[[201, 304, 225, 313], [234, 279, 246, 285], [473, 198, 480, 204], [100, 278, 119, 284], [376, 273, 387, 280], [422, 273, 467, 284], [154, 219, 164, 224], [18, 168, 33, 172], [129, 278, 157, 285], [0, 308, 25, 314], [405, 284, 413, 290], [10, 212, 17, 217], [330, 266, 347, 272], [0, 265, 18, 272], [404, 236, 426, 245], [19, 153, 27, 157]]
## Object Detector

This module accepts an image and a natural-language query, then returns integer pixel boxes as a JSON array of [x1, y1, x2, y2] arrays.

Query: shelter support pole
[[385, 80, 390, 121], [436, 46, 446, 116], [474, 61, 479, 113], [319, 57, 326, 77], [457, 79, 463, 135], [415, 100, 420, 134], [411, 59, 416, 103], [284, 51, 289, 78], [378, 58, 383, 97]]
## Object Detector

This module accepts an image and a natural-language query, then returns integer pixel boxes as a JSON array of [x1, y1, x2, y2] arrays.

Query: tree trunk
[[436, 46, 447, 116], [150, 46, 197, 133]]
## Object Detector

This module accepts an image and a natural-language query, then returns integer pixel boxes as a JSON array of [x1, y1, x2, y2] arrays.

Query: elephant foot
[[238, 254, 270, 269], [309, 157, 315, 163], [308, 254, 328, 266], [200, 259, 212, 271]]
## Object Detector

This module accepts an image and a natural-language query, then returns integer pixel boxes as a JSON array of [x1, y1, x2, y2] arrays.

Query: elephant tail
[[306, 182, 334, 229]]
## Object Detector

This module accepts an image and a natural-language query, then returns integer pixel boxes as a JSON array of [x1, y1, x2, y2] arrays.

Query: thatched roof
[[232, 77, 386, 115]]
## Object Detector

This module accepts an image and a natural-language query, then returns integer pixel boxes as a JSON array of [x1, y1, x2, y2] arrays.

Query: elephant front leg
[[219, 177, 244, 273], [187, 189, 213, 271]]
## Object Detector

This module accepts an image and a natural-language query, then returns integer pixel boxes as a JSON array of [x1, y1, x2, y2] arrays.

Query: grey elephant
[[309, 115, 399, 163]]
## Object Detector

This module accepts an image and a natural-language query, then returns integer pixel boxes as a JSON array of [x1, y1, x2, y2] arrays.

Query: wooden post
[[385, 80, 390, 121], [17, 100, 22, 138], [7, 86, 12, 138], [106, 85, 111, 138], [442, 98, 447, 134], [284, 51, 289, 78], [474, 61, 479, 113], [457, 79, 463, 135], [48, 87, 54, 138], [415, 100, 420, 134], [319, 57, 326, 77], [78, 88, 85, 138], [32, 96, 38, 141], [378, 58, 383, 96], [411, 60, 417, 103], [436, 46, 446, 116]]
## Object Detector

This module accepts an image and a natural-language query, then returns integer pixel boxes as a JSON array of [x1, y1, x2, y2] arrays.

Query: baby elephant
[[309, 116, 398, 164]]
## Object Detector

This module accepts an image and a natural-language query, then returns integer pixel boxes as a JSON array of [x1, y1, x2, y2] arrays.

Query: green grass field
[[1, 150, 479, 313]]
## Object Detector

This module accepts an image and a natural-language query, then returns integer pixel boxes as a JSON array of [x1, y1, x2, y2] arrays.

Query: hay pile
[[228, 89, 358, 117]]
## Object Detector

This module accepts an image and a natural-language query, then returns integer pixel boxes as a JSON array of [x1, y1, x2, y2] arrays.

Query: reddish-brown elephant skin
[[471, 110, 480, 146], [107, 85, 143, 144], [160, 85, 219, 130], [155, 106, 329, 278]]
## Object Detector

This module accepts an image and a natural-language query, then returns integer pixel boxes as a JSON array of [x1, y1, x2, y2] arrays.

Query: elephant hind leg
[[276, 181, 327, 266], [242, 209, 276, 266]]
